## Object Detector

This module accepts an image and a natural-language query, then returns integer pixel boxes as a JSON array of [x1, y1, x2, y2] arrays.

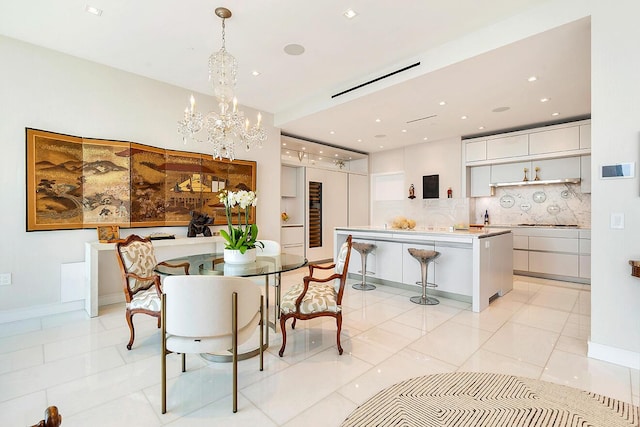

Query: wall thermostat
[[601, 162, 635, 179]]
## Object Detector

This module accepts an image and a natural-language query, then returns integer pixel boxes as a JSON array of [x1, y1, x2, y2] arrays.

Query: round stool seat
[[353, 242, 376, 256], [407, 248, 440, 263], [352, 242, 377, 291], [407, 248, 441, 305]]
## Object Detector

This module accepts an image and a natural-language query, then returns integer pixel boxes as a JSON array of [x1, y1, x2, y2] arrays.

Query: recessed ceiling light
[[329, 131, 335, 135], [379, 145, 384, 149], [401, 129, 407, 133], [439, 101, 446, 106], [319, 150, 323, 154], [540, 97, 549, 103], [349, 157, 353, 160], [285, 151, 290, 154], [301, 147, 306, 150], [461, 115, 468, 120], [251, 70, 260, 76], [334, 154, 339, 157], [282, 142, 286, 146], [423, 137, 428, 141], [318, 157, 323, 161], [551, 112, 560, 116], [478, 126, 485, 130], [283, 44, 305, 56], [343, 8, 358, 19], [85, 5, 103, 16], [528, 76, 538, 82], [357, 139, 362, 142], [375, 118, 381, 123]]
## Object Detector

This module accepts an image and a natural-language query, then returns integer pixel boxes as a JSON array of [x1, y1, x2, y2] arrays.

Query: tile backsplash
[[473, 183, 591, 227], [370, 183, 590, 229]]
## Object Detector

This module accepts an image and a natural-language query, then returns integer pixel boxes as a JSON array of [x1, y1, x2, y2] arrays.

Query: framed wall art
[[26, 128, 257, 231]]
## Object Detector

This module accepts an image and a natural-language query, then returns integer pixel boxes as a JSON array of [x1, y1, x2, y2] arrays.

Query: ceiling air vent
[[331, 62, 421, 99]]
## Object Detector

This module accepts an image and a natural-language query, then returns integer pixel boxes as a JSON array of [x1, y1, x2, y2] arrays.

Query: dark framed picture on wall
[[423, 174, 439, 199]]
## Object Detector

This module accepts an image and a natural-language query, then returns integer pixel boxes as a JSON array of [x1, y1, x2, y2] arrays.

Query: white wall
[[0, 36, 281, 316], [589, 0, 640, 366]]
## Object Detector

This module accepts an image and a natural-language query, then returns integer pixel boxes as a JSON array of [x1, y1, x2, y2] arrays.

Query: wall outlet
[[0, 273, 11, 286]]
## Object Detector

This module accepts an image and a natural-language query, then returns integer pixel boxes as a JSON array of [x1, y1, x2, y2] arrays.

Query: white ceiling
[[0, 1, 590, 155]]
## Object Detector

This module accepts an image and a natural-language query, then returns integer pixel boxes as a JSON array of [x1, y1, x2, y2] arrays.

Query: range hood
[[490, 178, 581, 188]]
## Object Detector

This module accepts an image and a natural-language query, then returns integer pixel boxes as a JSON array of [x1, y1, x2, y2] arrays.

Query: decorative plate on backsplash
[[532, 191, 547, 203], [547, 204, 561, 215], [499, 195, 515, 208], [520, 202, 532, 211]]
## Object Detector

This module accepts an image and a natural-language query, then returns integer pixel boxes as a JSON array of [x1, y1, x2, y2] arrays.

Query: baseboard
[[0, 300, 85, 324], [588, 340, 640, 369], [99, 293, 125, 307]]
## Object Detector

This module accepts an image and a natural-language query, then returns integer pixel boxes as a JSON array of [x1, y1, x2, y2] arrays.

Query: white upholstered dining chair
[[257, 239, 281, 256], [161, 275, 264, 414]]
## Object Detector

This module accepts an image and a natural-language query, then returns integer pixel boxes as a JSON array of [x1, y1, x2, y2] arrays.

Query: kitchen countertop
[[486, 224, 591, 230], [335, 226, 511, 239]]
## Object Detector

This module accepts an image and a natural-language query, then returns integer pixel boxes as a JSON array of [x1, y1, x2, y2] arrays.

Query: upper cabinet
[[464, 119, 590, 167], [579, 124, 591, 149], [486, 135, 529, 160], [529, 126, 579, 155], [466, 140, 487, 162]]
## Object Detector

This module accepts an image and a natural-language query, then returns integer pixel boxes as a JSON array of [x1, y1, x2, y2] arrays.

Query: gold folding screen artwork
[[26, 128, 257, 231]]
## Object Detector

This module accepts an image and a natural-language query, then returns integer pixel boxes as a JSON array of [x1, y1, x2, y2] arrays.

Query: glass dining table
[[155, 252, 308, 361]]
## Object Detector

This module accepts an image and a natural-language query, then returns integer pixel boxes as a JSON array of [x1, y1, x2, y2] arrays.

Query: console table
[[84, 236, 224, 317]]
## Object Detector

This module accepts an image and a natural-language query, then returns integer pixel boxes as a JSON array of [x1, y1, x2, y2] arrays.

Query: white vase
[[223, 247, 257, 264]]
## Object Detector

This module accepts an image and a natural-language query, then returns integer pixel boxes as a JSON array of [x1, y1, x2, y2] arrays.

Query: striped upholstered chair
[[279, 235, 352, 356], [115, 235, 189, 350]]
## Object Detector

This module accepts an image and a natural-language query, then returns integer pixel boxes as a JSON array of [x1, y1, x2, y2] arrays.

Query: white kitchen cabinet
[[490, 161, 530, 183], [529, 126, 580, 155], [469, 165, 492, 197], [529, 236, 579, 253], [532, 157, 580, 180], [434, 243, 473, 295], [281, 165, 297, 197], [281, 225, 304, 257], [579, 229, 591, 279], [580, 124, 591, 149], [512, 235, 528, 249], [466, 140, 487, 162], [580, 155, 591, 193], [529, 252, 579, 276], [486, 135, 529, 160], [514, 250, 529, 271]]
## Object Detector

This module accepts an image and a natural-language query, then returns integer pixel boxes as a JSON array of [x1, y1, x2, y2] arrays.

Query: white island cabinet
[[335, 227, 513, 312]]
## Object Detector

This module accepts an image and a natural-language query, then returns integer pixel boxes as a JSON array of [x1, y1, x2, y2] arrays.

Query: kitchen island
[[334, 227, 513, 312]]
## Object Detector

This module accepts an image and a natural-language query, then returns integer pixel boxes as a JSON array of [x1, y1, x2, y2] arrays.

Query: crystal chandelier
[[177, 7, 266, 161]]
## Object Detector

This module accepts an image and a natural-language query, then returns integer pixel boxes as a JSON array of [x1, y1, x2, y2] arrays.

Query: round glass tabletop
[[155, 252, 308, 278]]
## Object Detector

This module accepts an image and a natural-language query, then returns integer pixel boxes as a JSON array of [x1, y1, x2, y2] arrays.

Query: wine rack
[[308, 181, 322, 248]]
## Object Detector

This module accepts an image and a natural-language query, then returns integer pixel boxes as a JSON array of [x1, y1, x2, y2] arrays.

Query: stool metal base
[[353, 282, 376, 291], [410, 295, 439, 305]]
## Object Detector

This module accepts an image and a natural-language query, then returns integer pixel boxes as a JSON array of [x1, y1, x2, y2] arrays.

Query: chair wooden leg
[[125, 310, 135, 350], [157, 315, 161, 328], [292, 318, 297, 329], [181, 353, 186, 373], [336, 314, 343, 355], [278, 315, 288, 357]]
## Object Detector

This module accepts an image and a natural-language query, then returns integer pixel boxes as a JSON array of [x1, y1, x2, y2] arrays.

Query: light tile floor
[[1, 272, 638, 426]]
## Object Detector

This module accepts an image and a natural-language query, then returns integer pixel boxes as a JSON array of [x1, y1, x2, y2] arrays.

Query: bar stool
[[352, 242, 376, 291], [407, 248, 441, 305]]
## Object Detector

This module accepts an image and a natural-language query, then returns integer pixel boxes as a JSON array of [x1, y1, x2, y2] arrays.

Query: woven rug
[[341, 372, 639, 427]]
